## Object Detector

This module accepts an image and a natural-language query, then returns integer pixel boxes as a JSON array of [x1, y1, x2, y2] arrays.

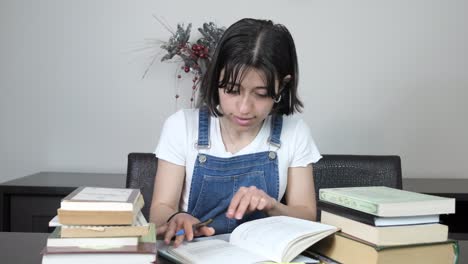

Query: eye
[[224, 84, 240, 95], [255, 89, 269, 98]]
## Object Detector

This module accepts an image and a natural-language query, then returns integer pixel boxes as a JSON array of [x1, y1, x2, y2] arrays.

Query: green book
[[319, 186, 455, 217]]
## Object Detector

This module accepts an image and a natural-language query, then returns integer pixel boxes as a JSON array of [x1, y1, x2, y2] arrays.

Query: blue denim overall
[[187, 107, 283, 234]]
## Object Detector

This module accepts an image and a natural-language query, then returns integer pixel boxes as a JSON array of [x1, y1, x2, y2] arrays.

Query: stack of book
[[41, 186, 157, 264], [310, 186, 459, 264]]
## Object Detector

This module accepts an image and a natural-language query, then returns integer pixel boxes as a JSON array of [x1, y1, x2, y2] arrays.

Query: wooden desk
[[0, 232, 171, 264], [0, 232, 466, 264], [404, 178, 468, 240], [0, 172, 126, 232]]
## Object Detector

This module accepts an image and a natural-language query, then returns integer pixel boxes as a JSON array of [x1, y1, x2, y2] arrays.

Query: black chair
[[126, 153, 158, 221], [126, 153, 402, 221], [312, 155, 402, 219]]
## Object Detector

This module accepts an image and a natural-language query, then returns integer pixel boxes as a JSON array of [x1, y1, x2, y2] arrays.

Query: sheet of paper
[[230, 216, 335, 262]]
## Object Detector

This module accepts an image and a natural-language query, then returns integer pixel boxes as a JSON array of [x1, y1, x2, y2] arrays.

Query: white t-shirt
[[155, 108, 322, 211]]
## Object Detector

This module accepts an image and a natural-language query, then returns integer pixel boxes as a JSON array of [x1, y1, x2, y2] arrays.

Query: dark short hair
[[198, 18, 303, 116]]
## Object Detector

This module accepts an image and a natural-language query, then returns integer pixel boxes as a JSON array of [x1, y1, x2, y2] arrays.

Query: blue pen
[[175, 218, 213, 236]]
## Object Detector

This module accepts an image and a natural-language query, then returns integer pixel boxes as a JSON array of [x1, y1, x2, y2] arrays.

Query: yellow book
[[310, 232, 459, 264]]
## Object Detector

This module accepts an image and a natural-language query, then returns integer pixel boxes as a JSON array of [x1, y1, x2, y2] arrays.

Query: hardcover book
[[49, 211, 150, 238], [309, 232, 458, 264], [318, 200, 439, 226], [319, 186, 455, 217], [57, 187, 144, 225], [41, 224, 157, 264], [321, 211, 448, 246], [159, 216, 338, 264], [60, 187, 142, 211]]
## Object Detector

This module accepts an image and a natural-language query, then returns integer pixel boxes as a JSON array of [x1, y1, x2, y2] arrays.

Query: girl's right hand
[[156, 212, 215, 247]]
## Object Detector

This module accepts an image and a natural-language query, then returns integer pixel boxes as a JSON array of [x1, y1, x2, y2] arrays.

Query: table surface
[[403, 178, 468, 194], [1, 232, 466, 264], [0, 171, 126, 188]]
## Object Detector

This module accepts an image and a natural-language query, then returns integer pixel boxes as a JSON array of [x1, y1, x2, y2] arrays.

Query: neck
[[219, 118, 264, 153]]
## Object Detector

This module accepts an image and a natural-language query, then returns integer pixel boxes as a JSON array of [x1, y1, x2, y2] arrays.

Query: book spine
[[319, 190, 379, 215]]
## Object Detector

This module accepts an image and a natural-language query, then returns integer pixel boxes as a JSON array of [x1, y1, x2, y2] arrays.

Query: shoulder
[[280, 114, 310, 135], [163, 108, 199, 128]]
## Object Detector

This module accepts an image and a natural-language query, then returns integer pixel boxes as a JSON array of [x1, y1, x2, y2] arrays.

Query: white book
[[60, 187, 142, 211], [42, 254, 155, 264], [47, 227, 139, 248], [42, 224, 157, 264], [160, 216, 337, 264]]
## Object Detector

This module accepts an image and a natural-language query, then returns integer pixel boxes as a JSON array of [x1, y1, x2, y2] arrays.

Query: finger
[[195, 226, 216, 237], [182, 221, 194, 241], [227, 187, 247, 218], [249, 195, 260, 212], [234, 191, 253, 219], [256, 197, 268, 210], [164, 221, 178, 244], [173, 231, 186, 248]]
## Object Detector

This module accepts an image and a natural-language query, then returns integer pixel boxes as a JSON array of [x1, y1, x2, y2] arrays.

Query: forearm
[[150, 202, 178, 227], [265, 200, 316, 221]]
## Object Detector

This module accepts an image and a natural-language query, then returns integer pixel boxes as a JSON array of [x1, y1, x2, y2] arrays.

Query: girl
[[151, 18, 321, 247]]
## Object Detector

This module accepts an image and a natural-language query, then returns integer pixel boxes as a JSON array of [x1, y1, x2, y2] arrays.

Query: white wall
[[1, 0, 467, 182]]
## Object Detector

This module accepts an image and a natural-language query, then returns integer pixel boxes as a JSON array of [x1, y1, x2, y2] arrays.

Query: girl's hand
[[156, 213, 215, 247], [226, 186, 277, 220]]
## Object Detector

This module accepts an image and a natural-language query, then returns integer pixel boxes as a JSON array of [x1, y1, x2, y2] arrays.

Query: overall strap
[[196, 106, 211, 149], [268, 114, 283, 148]]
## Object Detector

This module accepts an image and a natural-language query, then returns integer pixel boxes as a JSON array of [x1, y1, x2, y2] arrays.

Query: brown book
[[57, 187, 144, 225], [48, 211, 150, 238], [321, 211, 448, 246], [309, 232, 459, 264]]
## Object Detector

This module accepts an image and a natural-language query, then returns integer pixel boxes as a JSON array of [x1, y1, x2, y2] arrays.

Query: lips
[[233, 116, 254, 126]]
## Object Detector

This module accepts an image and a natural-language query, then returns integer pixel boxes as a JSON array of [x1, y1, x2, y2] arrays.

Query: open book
[[160, 216, 338, 264]]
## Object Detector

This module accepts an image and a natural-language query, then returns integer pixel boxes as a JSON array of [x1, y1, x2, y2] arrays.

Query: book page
[[71, 187, 134, 202], [165, 239, 266, 264], [229, 216, 337, 263]]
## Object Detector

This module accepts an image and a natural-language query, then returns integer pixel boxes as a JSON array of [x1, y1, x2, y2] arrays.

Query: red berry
[[184, 66, 190, 72]]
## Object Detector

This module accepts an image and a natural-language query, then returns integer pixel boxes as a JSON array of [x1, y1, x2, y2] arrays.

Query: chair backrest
[[313, 154, 402, 219], [126, 153, 158, 220], [126, 153, 402, 221]]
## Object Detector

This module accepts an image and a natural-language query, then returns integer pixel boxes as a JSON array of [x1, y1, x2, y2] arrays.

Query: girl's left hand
[[226, 186, 277, 219]]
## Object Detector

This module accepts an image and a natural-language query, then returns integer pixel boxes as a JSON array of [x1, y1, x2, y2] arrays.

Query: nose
[[238, 93, 253, 114]]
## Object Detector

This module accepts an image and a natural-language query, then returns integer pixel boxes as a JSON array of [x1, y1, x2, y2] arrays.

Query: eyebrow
[[226, 82, 268, 90]]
